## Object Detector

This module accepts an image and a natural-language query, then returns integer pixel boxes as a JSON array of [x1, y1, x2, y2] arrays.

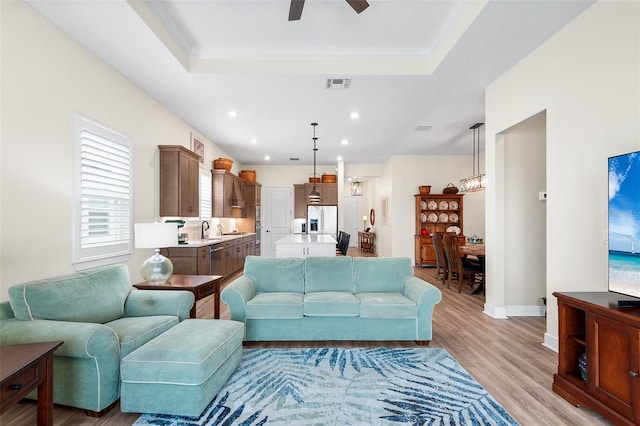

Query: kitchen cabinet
[[293, 183, 338, 218], [212, 170, 246, 218], [159, 145, 200, 217], [414, 194, 464, 267], [159, 246, 209, 275], [237, 182, 262, 234], [553, 292, 640, 425], [162, 234, 256, 281], [275, 234, 337, 258]]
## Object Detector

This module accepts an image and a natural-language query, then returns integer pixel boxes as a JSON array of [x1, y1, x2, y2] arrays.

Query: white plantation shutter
[[73, 114, 132, 268], [200, 168, 212, 220]]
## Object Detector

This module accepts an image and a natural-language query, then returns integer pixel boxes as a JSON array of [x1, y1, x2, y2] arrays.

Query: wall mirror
[[370, 208, 375, 226]]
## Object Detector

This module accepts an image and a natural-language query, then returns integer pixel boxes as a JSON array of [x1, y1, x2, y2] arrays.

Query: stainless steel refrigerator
[[307, 205, 338, 239]]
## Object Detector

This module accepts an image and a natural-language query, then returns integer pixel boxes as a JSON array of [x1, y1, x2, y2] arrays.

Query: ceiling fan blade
[[288, 0, 305, 21], [345, 0, 369, 14]]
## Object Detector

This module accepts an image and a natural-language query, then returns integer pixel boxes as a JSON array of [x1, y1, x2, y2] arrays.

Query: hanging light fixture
[[309, 123, 321, 204], [351, 179, 363, 196], [460, 122, 486, 192]]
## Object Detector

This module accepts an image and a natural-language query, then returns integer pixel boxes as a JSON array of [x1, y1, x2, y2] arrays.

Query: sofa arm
[[125, 289, 194, 321], [0, 318, 119, 359], [220, 275, 257, 322], [403, 276, 443, 341]]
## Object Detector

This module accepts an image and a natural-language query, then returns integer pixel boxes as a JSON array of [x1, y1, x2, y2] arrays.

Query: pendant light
[[460, 122, 486, 192], [309, 122, 321, 204]]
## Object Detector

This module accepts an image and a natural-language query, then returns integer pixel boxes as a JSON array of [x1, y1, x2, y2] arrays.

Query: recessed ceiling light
[[264, 155, 270, 161], [228, 110, 238, 118], [250, 138, 257, 144], [341, 139, 348, 145], [347, 177, 353, 182], [337, 156, 343, 161], [350, 112, 359, 120]]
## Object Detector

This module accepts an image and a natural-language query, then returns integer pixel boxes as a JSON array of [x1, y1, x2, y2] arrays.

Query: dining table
[[460, 243, 485, 294]]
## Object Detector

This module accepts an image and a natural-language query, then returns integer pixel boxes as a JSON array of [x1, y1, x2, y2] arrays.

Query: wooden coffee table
[[1, 341, 63, 426], [134, 275, 224, 319]]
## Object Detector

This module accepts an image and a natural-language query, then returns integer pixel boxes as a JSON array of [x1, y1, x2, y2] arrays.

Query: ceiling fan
[[288, 0, 369, 21]]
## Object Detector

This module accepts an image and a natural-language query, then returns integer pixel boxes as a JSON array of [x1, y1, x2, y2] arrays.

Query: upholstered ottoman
[[120, 319, 244, 417]]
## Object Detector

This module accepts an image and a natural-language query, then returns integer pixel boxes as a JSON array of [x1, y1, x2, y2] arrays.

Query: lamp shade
[[135, 223, 178, 249]]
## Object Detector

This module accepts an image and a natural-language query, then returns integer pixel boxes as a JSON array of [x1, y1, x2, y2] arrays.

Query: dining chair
[[336, 232, 350, 256], [432, 232, 454, 285], [442, 233, 483, 292], [336, 231, 345, 248]]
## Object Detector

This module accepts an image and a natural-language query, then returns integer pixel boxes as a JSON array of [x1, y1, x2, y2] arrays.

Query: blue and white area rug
[[134, 347, 519, 425]]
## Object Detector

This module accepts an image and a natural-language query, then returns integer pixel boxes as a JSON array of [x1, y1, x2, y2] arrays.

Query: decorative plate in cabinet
[[439, 213, 449, 223], [428, 201, 438, 210], [449, 213, 458, 223], [439, 201, 449, 210], [449, 200, 458, 210], [428, 213, 438, 223], [420, 201, 427, 210], [420, 213, 427, 223]]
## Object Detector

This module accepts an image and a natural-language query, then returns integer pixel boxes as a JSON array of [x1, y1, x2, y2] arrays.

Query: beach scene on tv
[[608, 150, 640, 298]]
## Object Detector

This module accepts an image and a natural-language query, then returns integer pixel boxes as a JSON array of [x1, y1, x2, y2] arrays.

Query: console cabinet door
[[588, 314, 640, 422]]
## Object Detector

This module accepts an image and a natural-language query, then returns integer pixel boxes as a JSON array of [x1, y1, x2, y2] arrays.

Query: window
[[200, 167, 212, 220], [73, 114, 132, 269]]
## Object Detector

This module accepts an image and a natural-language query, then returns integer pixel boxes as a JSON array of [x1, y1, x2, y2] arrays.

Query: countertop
[[275, 234, 337, 245], [168, 233, 256, 248]]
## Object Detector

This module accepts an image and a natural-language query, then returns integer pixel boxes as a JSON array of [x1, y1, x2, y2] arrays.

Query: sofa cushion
[[356, 293, 417, 318], [304, 292, 360, 317], [244, 256, 305, 293], [305, 257, 354, 293], [245, 292, 304, 319], [9, 265, 131, 323], [106, 315, 179, 357], [353, 257, 413, 293]]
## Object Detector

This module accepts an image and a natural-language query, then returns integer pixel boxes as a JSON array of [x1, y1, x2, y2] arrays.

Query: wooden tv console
[[553, 292, 640, 425]]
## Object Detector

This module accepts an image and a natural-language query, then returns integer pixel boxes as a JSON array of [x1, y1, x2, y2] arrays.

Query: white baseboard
[[483, 303, 508, 319], [544, 333, 559, 352], [506, 305, 546, 317]]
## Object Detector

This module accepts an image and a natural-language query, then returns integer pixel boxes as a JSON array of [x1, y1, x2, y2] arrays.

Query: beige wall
[[0, 1, 236, 300], [485, 0, 640, 346]]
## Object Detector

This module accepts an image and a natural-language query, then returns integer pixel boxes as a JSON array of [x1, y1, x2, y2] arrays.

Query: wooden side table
[[133, 274, 224, 319], [358, 231, 375, 253], [1, 341, 63, 426]]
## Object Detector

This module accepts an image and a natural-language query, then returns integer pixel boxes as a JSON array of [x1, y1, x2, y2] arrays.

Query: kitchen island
[[275, 234, 337, 258]]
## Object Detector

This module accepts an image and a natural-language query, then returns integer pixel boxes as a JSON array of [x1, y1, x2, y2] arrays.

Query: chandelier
[[350, 180, 363, 196], [309, 123, 321, 204], [460, 122, 486, 192]]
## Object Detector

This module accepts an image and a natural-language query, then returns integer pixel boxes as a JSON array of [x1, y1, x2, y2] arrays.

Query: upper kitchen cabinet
[[212, 170, 246, 218], [159, 145, 200, 217], [294, 183, 339, 217]]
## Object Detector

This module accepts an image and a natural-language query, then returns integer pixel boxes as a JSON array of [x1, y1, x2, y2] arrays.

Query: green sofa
[[221, 256, 442, 343], [0, 265, 194, 416]]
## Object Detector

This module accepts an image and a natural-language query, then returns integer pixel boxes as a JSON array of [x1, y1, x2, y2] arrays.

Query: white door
[[263, 186, 292, 257], [342, 197, 359, 247]]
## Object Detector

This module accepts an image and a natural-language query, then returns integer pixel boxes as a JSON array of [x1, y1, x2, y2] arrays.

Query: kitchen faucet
[[201, 221, 210, 239]]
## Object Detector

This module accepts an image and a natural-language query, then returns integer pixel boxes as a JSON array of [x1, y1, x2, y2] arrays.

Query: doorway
[[262, 186, 292, 257], [499, 110, 547, 316]]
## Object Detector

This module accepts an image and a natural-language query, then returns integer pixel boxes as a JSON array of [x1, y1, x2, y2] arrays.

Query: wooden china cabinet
[[414, 194, 465, 267]]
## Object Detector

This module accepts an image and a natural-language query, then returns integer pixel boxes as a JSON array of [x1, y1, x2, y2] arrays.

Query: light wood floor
[[1, 248, 611, 425]]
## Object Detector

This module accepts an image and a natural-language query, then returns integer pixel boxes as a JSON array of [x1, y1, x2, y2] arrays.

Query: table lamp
[[135, 223, 178, 284], [362, 215, 368, 231]]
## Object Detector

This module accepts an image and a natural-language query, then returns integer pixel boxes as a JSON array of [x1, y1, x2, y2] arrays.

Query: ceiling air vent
[[289, 157, 300, 161], [414, 125, 433, 131], [326, 78, 351, 89]]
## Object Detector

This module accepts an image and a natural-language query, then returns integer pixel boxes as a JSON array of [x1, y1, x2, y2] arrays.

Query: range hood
[[231, 181, 245, 208]]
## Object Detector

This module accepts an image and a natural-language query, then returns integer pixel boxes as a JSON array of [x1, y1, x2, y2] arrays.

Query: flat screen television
[[608, 149, 640, 307]]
